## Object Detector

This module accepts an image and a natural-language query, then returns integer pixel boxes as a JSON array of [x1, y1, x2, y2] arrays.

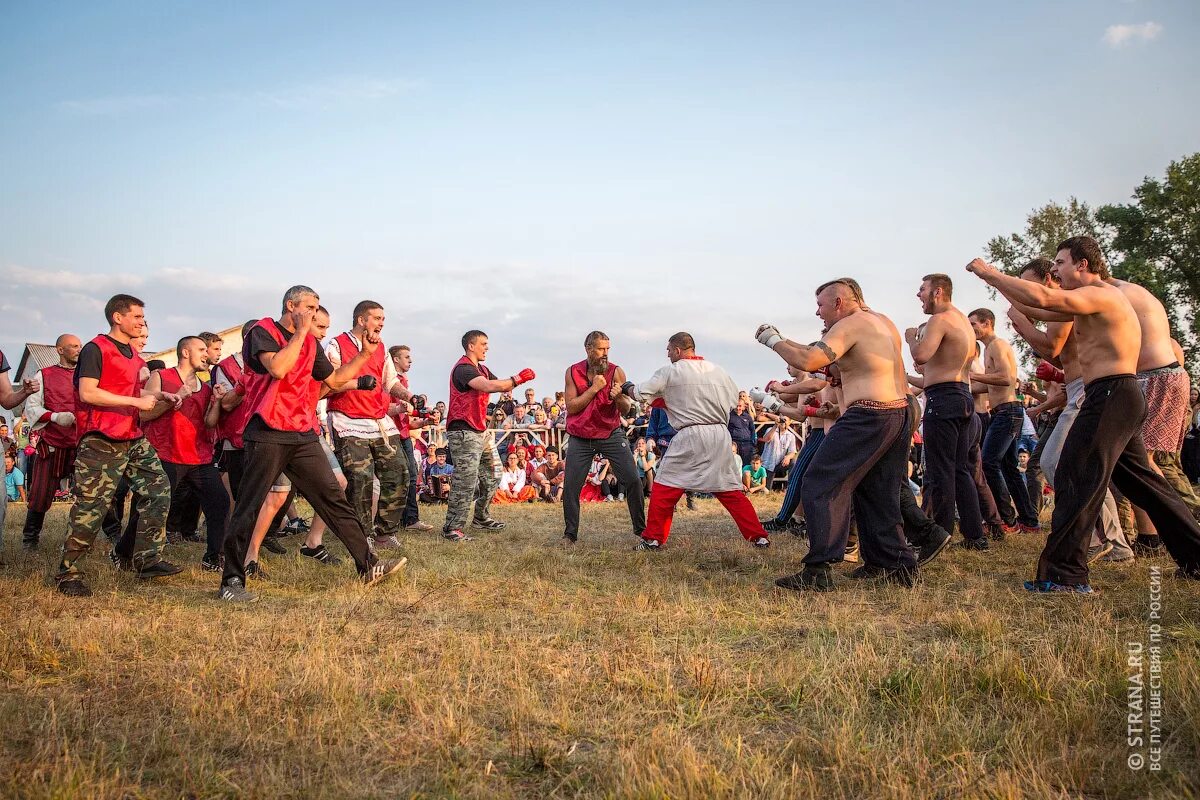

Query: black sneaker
[[245, 560, 269, 580], [849, 563, 919, 587], [362, 557, 407, 586], [788, 519, 807, 537], [988, 523, 1006, 542], [1174, 565, 1200, 581], [300, 545, 342, 566], [57, 577, 93, 597], [634, 537, 661, 551], [217, 577, 257, 603], [136, 560, 184, 579], [283, 517, 310, 534], [21, 536, 39, 551], [471, 518, 506, 531], [165, 529, 183, 545], [761, 518, 790, 533], [262, 536, 287, 555], [109, 548, 134, 571], [917, 527, 952, 566], [959, 537, 989, 551], [1131, 538, 1164, 557], [775, 565, 834, 592], [201, 553, 223, 572], [685, 494, 696, 510]]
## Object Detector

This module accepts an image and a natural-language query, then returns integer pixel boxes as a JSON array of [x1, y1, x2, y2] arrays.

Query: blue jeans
[[981, 401, 1038, 527]]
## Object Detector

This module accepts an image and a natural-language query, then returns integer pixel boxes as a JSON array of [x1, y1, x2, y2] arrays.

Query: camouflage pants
[[444, 429, 501, 532], [336, 433, 408, 538], [1152, 449, 1200, 516], [59, 436, 170, 579]]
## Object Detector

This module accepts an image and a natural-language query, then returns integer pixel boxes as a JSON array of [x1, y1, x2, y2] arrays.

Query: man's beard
[[588, 356, 609, 377]]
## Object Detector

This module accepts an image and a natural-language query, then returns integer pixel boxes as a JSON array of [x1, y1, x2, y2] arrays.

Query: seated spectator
[[506, 403, 535, 428], [529, 444, 547, 472], [762, 418, 798, 483], [580, 454, 607, 503], [424, 409, 448, 453], [742, 454, 768, 494], [5, 453, 26, 502], [634, 437, 656, 495], [493, 452, 537, 503], [532, 448, 565, 502], [420, 448, 453, 503]]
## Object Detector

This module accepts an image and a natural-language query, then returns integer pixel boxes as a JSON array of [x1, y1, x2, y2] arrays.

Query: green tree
[[1098, 153, 1200, 358]]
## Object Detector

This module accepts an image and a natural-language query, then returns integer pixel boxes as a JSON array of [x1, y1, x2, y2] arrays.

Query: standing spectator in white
[[761, 418, 799, 484]]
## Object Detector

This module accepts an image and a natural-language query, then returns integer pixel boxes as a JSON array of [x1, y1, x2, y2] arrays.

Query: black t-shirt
[[448, 361, 491, 432], [242, 320, 333, 444]]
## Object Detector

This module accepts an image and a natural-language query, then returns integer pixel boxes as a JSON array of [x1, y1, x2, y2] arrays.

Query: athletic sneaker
[[361, 557, 407, 586], [788, 519, 807, 537], [404, 521, 433, 532], [217, 577, 257, 603], [1023, 580, 1097, 594], [849, 563, 919, 587], [374, 535, 404, 550], [761, 518, 790, 533], [284, 517, 311, 533], [775, 565, 834, 592], [1087, 542, 1114, 564], [471, 518, 506, 531], [1131, 538, 1164, 557], [751, 537, 770, 549], [442, 529, 474, 542], [843, 544, 859, 563], [109, 548, 133, 571], [618, 493, 626, 501], [182, 532, 203, 543], [300, 545, 342, 566], [57, 577, 92, 597], [959, 537, 989, 551], [165, 529, 183, 545], [634, 537, 661, 551], [201, 552, 223, 572], [244, 560, 269, 580], [1018, 523, 1041, 534], [136, 560, 184, 580], [262, 537, 287, 555], [916, 527, 952, 566]]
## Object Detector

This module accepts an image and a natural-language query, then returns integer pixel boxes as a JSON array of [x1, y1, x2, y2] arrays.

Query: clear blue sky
[[2, 1, 1197, 403]]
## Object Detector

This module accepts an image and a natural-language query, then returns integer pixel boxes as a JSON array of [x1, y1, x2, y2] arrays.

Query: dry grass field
[[1, 497, 1199, 799]]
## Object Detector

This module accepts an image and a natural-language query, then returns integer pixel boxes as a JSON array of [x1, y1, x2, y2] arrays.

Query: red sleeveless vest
[[447, 356, 493, 432], [565, 360, 622, 439], [145, 369, 214, 465], [215, 354, 252, 449], [326, 332, 388, 419], [76, 335, 145, 442], [40, 364, 78, 447], [241, 318, 322, 434]]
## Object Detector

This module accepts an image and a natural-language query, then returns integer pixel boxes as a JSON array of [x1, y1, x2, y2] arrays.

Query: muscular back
[[829, 311, 906, 406], [1110, 279, 1177, 371], [921, 308, 976, 385]]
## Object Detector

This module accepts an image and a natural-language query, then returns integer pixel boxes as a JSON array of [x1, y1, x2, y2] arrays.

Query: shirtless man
[[755, 367, 832, 536], [905, 273, 987, 549], [759, 279, 918, 591], [1008, 259, 1133, 562], [1108, 276, 1200, 551], [969, 309, 1040, 533], [967, 237, 1200, 590]]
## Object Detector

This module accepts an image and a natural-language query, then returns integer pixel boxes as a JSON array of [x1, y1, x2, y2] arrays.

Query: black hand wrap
[[356, 375, 378, 391], [621, 381, 636, 398]]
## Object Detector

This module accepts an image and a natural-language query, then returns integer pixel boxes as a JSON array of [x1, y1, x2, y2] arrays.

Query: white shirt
[[762, 427, 798, 472], [324, 332, 401, 440]]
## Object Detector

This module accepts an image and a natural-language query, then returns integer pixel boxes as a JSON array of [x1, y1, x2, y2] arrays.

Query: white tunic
[[634, 358, 742, 492]]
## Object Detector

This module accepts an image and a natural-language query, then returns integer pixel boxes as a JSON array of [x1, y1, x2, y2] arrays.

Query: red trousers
[[643, 483, 767, 544], [28, 441, 77, 513]]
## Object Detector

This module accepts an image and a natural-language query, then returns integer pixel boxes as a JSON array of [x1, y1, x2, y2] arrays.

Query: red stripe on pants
[[28, 444, 76, 513], [643, 483, 768, 544]]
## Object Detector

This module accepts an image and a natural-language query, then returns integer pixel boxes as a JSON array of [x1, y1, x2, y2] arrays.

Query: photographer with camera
[[389, 345, 435, 532]]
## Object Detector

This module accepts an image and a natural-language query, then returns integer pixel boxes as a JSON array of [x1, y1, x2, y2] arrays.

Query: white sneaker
[[618, 493, 626, 501]]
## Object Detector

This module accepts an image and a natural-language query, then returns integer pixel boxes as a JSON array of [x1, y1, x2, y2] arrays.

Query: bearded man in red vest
[[219, 285, 406, 602], [142, 336, 228, 572], [561, 331, 645, 543], [56, 295, 186, 597], [21, 333, 82, 550], [325, 300, 416, 550]]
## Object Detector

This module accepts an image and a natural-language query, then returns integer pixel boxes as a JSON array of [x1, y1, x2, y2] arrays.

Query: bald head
[[55, 334, 82, 367]]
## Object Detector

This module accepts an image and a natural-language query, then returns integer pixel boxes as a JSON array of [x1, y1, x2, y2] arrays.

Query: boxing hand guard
[[756, 324, 783, 349], [621, 381, 638, 398], [1035, 362, 1065, 383], [356, 375, 379, 391], [749, 388, 783, 413], [513, 368, 536, 386], [51, 411, 76, 427], [805, 396, 821, 408], [803, 406, 822, 418]]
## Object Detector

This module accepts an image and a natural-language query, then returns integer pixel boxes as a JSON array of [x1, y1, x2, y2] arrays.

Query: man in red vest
[[561, 331, 645, 543], [325, 300, 416, 550], [211, 320, 260, 500], [21, 333, 82, 550], [56, 294, 185, 597], [219, 285, 406, 602], [443, 330, 534, 542], [143, 336, 229, 572], [388, 344, 434, 532]]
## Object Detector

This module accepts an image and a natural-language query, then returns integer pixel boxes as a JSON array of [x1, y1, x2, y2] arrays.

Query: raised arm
[[757, 321, 850, 373], [967, 259, 1115, 315]]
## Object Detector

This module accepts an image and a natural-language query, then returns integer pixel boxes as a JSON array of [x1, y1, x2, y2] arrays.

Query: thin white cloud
[[1103, 21, 1163, 47], [54, 94, 175, 116]]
